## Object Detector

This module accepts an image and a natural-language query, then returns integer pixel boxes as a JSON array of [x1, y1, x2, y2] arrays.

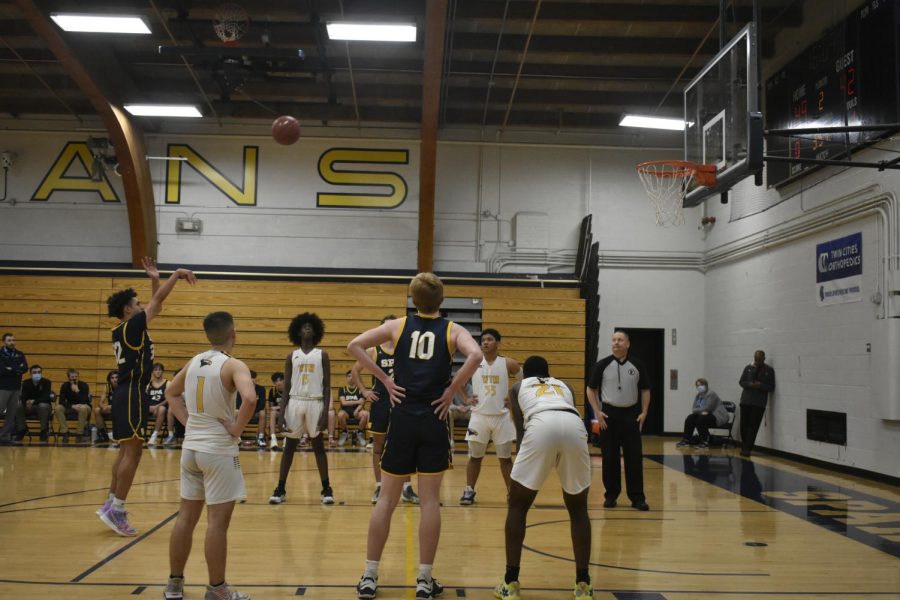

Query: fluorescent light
[[124, 104, 202, 118], [326, 22, 416, 42], [51, 14, 151, 34], [620, 115, 687, 131]]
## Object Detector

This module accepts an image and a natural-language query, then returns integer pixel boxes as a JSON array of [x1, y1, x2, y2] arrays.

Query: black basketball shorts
[[380, 409, 452, 476]]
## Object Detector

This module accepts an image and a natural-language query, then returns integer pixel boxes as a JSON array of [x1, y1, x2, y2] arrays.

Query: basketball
[[591, 419, 600, 434], [271, 115, 301, 145]]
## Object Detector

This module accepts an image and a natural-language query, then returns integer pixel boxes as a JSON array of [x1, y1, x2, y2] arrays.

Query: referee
[[586, 330, 650, 511]]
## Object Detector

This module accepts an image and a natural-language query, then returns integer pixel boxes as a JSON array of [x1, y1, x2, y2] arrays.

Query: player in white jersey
[[269, 312, 335, 505], [162, 311, 257, 600], [460, 328, 520, 505], [494, 356, 599, 600]]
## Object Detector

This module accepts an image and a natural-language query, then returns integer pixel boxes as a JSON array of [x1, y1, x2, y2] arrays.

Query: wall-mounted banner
[[816, 232, 862, 306]]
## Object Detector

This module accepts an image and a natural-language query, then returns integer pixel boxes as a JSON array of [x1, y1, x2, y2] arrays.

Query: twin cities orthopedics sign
[[816, 232, 862, 306]]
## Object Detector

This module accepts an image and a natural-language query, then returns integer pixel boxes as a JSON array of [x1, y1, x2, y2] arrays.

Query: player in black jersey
[[336, 370, 369, 446], [98, 257, 196, 537], [348, 273, 482, 600], [146, 363, 169, 446], [352, 315, 419, 505]]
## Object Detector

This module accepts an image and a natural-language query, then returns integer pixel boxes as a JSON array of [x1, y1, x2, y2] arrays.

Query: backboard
[[683, 23, 763, 206]]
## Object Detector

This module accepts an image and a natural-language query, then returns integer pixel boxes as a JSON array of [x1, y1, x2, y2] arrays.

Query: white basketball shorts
[[510, 410, 591, 495], [465, 412, 516, 446], [283, 398, 325, 438], [180, 448, 246, 505]]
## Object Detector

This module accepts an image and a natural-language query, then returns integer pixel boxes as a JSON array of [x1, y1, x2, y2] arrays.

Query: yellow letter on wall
[[165, 144, 258, 205], [32, 142, 119, 202], [317, 148, 409, 208]]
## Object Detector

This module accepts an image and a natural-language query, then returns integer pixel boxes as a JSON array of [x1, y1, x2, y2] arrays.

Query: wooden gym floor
[[1, 438, 899, 599]]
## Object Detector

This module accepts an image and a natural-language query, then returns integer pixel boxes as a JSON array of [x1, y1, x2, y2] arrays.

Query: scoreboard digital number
[[765, 0, 899, 187]]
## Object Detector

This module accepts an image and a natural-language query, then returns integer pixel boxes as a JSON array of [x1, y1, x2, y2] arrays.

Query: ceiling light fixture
[[619, 115, 688, 131], [50, 14, 152, 34], [124, 104, 202, 118], [326, 22, 416, 42]]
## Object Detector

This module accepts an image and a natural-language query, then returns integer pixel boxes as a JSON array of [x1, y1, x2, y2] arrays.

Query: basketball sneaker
[[371, 485, 381, 504], [95, 499, 111, 518], [337, 432, 348, 446], [415, 577, 444, 599], [164, 433, 176, 446], [356, 432, 367, 447], [493, 581, 521, 600], [163, 575, 184, 600], [401, 485, 420, 504], [148, 431, 159, 446], [269, 486, 286, 505], [459, 488, 476, 505], [204, 583, 249, 600], [356, 574, 378, 599], [573, 581, 593, 598], [321, 486, 335, 505], [269, 434, 279, 449], [99, 506, 137, 536]]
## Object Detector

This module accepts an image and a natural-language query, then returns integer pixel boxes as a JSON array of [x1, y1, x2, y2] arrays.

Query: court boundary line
[[522, 518, 767, 577], [71, 511, 179, 582]]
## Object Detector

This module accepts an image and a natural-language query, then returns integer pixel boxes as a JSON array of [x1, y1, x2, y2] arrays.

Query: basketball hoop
[[636, 160, 717, 226], [213, 3, 249, 46]]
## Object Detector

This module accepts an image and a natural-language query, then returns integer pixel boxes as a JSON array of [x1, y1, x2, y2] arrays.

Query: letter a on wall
[[317, 148, 408, 208], [165, 144, 258, 205], [32, 142, 120, 202]]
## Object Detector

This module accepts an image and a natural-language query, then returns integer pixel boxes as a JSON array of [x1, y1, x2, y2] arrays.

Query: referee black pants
[[739, 403, 766, 454], [598, 403, 645, 503]]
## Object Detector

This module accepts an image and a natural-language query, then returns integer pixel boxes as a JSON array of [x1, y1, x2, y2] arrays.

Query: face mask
[[32, 374, 42, 382], [696, 385, 707, 394]]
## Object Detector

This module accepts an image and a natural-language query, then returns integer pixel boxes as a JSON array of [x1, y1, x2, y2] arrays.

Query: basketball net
[[636, 160, 716, 227], [213, 3, 249, 45]]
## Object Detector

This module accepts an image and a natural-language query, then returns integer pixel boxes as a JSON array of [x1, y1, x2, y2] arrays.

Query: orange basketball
[[591, 420, 600, 434], [272, 115, 301, 145]]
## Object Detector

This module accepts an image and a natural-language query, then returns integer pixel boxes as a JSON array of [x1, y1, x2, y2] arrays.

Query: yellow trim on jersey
[[120, 320, 143, 351], [446, 320, 455, 360], [415, 312, 442, 319], [391, 316, 407, 347], [371, 430, 386, 436]]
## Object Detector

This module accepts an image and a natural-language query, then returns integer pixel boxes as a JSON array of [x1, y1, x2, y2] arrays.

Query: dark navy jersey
[[339, 386, 364, 409], [146, 380, 167, 405], [111, 310, 154, 389], [393, 314, 453, 416], [372, 344, 395, 402]]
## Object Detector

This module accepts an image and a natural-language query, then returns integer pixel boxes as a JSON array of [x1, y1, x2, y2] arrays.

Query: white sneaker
[[148, 432, 159, 446], [356, 432, 366, 446], [269, 435, 278, 449], [163, 433, 175, 446], [371, 485, 381, 504], [337, 432, 348, 446]]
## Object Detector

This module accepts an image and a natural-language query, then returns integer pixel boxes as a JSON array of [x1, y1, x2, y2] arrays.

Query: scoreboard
[[765, 0, 900, 187]]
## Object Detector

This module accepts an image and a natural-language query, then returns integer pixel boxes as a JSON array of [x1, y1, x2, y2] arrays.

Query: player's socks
[[365, 560, 379, 578], [112, 496, 125, 510], [505, 565, 520, 584], [418, 564, 433, 581]]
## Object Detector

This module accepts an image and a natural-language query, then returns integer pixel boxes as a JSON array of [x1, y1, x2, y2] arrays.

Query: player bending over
[[495, 356, 598, 600]]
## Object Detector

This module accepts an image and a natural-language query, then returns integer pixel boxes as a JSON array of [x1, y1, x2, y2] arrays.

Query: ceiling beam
[[14, 0, 157, 267], [417, 0, 448, 273]]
